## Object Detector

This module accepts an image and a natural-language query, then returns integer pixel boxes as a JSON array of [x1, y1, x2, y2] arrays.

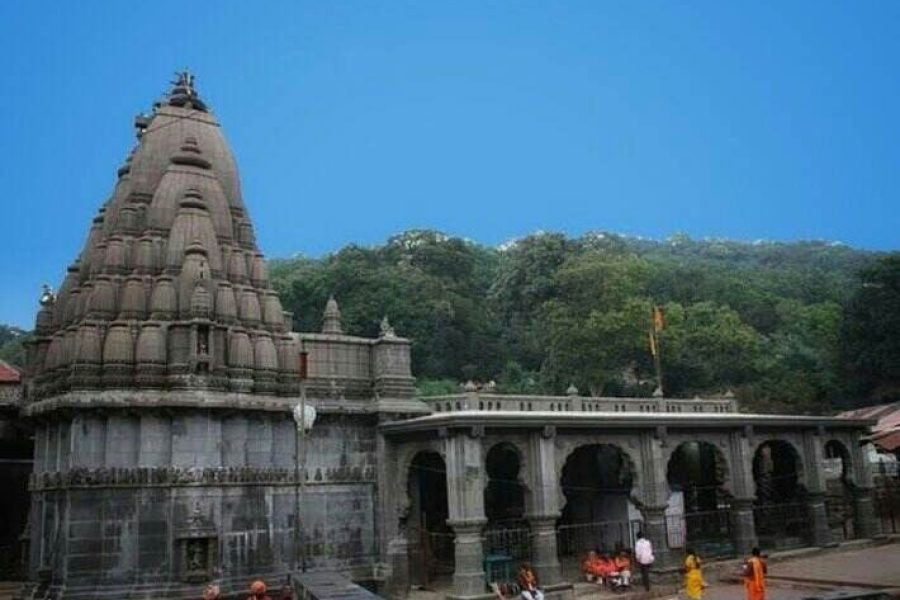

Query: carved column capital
[[446, 517, 487, 533]]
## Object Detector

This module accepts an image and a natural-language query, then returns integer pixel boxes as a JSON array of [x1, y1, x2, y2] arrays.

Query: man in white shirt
[[634, 531, 654, 591]]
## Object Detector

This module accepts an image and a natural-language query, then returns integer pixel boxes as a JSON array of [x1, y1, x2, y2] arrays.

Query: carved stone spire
[[322, 296, 343, 335], [25, 74, 295, 400]]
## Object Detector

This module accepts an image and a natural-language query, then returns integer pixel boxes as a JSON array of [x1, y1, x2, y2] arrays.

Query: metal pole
[[295, 409, 301, 573], [300, 383, 308, 572]]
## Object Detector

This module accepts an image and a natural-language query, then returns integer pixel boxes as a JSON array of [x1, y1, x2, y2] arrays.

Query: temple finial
[[166, 69, 208, 112], [172, 69, 195, 94]]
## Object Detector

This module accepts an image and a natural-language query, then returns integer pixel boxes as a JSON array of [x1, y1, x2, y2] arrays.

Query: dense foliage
[[4, 231, 897, 414], [0, 325, 28, 367], [268, 229, 897, 414]]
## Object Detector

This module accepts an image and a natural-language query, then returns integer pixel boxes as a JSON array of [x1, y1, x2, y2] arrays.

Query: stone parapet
[[425, 392, 737, 415]]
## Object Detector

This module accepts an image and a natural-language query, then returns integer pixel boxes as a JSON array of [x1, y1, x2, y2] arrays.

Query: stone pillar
[[851, 486, 881, 539], [638, 430, 671, 568], [802, 431, 833, 547], [727, 429, 758, 553], [385, 535, 411, 598], [806, 492, 833, 547], [849, 436, 881, 538], [730, 498, 757, 556], [639, 505, 670, 568], [525, 427, 562, 585], [445, 430, 487, 598], [447, 518, 488, 598], [528, 516, 561, 586]]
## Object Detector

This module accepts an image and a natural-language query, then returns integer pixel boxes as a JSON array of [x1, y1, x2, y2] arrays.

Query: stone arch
[[825, 439, 856, 485], [753, 439, 811, 548], [484, 442, 528, 521], [753, 439, 806, 504], [483, 439, 530, 489], [394, 442, 445, 530], [554, 437, 642, 501], [666, 440, 733, 510], [557, 443, 639, 560], [406, 450, 453, 585], [483, 442, 532, 562], [665, 441, 734, 555]]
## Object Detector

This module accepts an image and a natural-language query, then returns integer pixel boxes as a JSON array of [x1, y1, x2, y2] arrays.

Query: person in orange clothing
[[247, 580, 273, 600], [743, 547, 767, 600], [581, 550, 602, 582], [613, 550, 632, 588], [600, 552, 623, 587]]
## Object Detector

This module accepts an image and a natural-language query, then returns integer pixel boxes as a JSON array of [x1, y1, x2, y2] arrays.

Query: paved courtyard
[[765, 543, 900, 589], [658, 542, 900, 600]]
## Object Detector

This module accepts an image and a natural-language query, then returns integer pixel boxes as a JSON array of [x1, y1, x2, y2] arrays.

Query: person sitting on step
[[517, 562, 544, 600]]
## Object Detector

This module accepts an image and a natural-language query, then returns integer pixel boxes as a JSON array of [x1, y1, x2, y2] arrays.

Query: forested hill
[[269, 230, 898, 414], [3, 231, 897, 414]]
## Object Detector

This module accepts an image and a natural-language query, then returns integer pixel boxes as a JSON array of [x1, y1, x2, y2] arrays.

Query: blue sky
[[1, 1, 898, 328]]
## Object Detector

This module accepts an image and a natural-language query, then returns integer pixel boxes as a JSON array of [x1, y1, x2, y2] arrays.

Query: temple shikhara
[[15, 75, 882, 599]]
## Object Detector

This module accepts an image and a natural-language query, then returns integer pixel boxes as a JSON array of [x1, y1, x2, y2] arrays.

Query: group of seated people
[[580, 549, 632, 590]]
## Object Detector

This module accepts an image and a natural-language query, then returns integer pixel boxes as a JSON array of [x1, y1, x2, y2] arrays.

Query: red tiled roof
[[871, 430, 900, 452], [840, 401, 900, 453], [0, 360, 21, 383]]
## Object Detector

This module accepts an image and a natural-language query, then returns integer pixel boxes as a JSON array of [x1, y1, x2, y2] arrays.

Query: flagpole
[[651, 306, 665, 396], [652, 330, 663, 395]]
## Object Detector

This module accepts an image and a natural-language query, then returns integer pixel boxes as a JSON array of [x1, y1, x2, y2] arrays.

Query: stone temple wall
[[28, 411, 378, 594]]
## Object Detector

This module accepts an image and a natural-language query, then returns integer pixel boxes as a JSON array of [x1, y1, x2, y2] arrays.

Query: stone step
[[574, 582, 679, 600]]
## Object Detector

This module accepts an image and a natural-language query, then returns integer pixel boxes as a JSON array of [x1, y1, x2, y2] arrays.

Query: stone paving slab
[[768, 543, 900, 588]]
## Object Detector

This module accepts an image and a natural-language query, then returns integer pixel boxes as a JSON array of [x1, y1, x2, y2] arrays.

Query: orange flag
[[653, 306, 665, 332]]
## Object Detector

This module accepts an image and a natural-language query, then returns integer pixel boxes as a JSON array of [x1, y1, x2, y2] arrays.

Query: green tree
[[841, 253, 900, 404]]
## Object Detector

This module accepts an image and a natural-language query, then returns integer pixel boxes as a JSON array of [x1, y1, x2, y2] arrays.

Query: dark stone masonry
[[15, 74, 881, 600]]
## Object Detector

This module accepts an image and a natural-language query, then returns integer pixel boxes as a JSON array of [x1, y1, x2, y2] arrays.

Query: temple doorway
[[407, 451, 453, 585], [666, 441, 733, 557], [753, 440, 809, 548], [557, 444, 637, 561]]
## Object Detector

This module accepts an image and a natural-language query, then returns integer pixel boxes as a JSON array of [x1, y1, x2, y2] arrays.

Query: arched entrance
[[824, 440, 856, 540], [557, 444, 637, 561], [407, 451, 453, 586], [483, 443, 531, 564], [753, 440, 809, 548], [666, 441, 733, 557]]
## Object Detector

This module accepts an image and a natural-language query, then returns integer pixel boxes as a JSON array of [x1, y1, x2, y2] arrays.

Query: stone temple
[[19, 76, 882, 600]]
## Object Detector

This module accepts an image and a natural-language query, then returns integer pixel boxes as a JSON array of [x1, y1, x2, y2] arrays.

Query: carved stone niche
[[175, 502, 218, 583]]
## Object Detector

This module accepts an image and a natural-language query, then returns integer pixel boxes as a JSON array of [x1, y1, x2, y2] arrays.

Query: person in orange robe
[[613, 551, 632, 587], [581, 550, 603, 582], [744, 548, 767, 600]]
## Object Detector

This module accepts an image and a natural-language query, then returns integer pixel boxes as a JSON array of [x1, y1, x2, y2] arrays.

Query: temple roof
[[26, 74, 300, 401], [0, 360, 21, 384]]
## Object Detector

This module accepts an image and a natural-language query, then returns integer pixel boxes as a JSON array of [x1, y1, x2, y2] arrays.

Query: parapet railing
[[423, 392, 737, 415]]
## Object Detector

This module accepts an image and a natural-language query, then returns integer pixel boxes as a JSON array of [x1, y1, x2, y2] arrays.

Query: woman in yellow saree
[[684, 548, 706, 600]]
